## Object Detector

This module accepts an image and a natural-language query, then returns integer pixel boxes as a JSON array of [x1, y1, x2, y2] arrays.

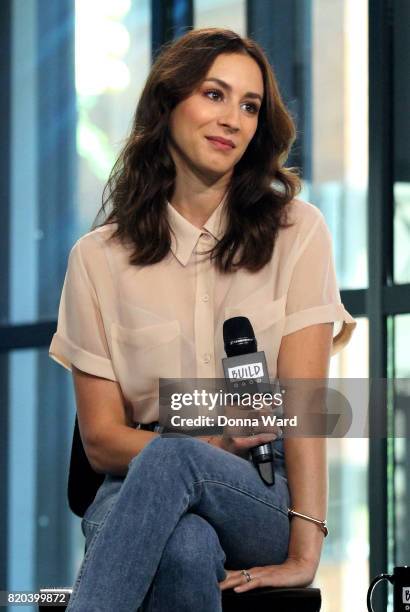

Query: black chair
[[39, 586, 321, 611], [67, 416, 104, 517], [39, 416, 321, 611]]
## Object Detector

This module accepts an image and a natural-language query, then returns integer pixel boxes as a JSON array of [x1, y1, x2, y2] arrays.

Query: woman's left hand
[[218, 557, 317, 593]]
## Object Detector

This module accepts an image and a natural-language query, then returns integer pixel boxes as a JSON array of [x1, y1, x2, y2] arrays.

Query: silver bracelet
[[288, 508, 329, 537]]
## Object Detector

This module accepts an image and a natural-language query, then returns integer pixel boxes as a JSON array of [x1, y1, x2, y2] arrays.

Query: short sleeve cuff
[[49, 332, 117, 381], [283, 303, 357, 356]]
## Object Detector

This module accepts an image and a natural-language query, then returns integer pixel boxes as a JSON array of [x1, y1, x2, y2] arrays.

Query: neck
[[169, 149, 231, 228]]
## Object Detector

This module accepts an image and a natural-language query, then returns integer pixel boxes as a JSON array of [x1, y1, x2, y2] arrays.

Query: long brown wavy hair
[[92, 28, 300, 273]]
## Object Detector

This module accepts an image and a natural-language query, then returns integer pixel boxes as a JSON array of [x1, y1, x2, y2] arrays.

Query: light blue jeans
[[67, 434, 290, 612]]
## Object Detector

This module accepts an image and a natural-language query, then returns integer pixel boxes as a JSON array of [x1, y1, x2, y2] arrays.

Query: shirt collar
[[167, 196, 227, 266]]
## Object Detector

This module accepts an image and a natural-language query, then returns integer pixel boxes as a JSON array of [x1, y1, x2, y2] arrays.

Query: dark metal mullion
[[247, 0, 312, 177], [383, 284, 410, 314], [151, 0, 173, 60], [368, 1, 395, 610], [0, 283, 406, 353], [0, 287, 407, 355], [0, 322, 56, 352], [151, 0, 193, 61], [340, 289, 366, 317], [340, 285, 410, 317]]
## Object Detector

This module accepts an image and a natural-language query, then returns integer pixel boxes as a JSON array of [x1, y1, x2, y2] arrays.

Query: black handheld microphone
[[222, 316, 275, 486]]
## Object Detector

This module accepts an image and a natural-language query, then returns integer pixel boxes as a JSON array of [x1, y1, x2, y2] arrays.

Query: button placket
[[194, 234, 215, 378]]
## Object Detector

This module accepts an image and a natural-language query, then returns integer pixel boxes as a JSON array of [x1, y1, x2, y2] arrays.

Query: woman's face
[[168, 52, 264, 182]]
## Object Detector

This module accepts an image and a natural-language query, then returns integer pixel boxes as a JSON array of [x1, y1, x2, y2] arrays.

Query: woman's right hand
[[220, 430, 280, 458], [217, 406, 282, 458]]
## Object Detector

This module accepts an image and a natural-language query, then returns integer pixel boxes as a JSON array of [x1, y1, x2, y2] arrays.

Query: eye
[[203, 88, 260, 115], [242, 102, 259, 115], [204, 89, 223, 101]]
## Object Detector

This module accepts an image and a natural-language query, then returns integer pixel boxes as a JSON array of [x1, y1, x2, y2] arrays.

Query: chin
[[202, 157, 234, 174], [202, 164, 233, 181]]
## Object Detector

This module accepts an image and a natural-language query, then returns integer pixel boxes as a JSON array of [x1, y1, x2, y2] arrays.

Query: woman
[[49, 28, 356, 611]]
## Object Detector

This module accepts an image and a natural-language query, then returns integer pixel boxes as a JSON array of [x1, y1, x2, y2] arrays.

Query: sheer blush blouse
[[49, 198, 357, 426]]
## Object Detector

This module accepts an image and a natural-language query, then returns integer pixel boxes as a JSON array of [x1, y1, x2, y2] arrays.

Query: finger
[[220, 568, 262, 590], [235, 432, 277, 443], [219, 570, 247, 590], [234, 577, 263, 593], [251, 424, 282, 437], [233, 568, 273, 593], [234, 434, 277, 449], [234, 564, 312, 592]]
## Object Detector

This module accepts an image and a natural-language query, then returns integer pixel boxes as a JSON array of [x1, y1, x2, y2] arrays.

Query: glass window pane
[[393, 2, 410, 283], [194, 0, 246, 35], [75, 0, 151, 235], [9, 0, 41, 327], [316, 318, 369, 612], [394, 184, 410, 283], [5, 2, 152, 600], [6, 348, 80, 610], [393, 315, 410, 566], [301, 0, 368, 289], [7, 2, 151, 326]]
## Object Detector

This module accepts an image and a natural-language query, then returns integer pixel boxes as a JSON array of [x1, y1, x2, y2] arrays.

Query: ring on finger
[[240, 569, 252, 582]]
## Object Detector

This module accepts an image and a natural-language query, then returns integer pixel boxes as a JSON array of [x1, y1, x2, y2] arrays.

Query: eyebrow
[[202, 78, 263, 103]]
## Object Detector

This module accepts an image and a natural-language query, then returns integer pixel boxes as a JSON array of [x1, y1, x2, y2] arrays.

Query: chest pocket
[[110, 319, 181, 402], [223, 294, 286, 377]]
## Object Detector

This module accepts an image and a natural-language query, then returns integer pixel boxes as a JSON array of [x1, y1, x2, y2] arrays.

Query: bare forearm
[[91, 429, 225, 477], [91, 425, 159, 476], [284, 437, 327, 569]]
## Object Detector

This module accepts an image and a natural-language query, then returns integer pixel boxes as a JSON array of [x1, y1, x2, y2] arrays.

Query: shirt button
[[202, 294, 209, 302], [203, 353, 211, 364]]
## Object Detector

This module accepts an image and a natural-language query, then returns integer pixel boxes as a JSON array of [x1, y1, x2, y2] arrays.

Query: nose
[[217, 102, 240, 132]]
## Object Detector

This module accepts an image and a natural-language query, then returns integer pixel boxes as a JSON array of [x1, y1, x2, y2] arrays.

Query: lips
[[206, 136, 235, 149]]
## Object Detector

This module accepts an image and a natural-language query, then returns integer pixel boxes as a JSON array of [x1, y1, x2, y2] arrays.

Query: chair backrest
[[68, 415, 104, 517]]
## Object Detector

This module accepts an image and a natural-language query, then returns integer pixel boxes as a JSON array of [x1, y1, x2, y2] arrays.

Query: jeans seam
[[68, 496, 119, 609], [82, 518, 100, 527], [144, 503, 224, 612], [192, 479, 289, 518], [141, 492, 191, 612], [150, 575, 157, 612]]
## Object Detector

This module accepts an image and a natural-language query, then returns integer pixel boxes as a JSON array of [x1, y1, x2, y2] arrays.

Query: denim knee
[[128, 434, 208, 472], [146, 434, 204, 455], [160, 513, 226, 583]]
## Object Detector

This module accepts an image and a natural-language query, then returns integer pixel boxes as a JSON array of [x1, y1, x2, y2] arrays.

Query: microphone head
[[223, 316, 257, 357]]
